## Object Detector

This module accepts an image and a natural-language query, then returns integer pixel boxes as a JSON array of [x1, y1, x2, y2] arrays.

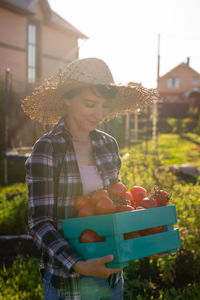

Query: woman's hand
[[73, 255, 123, 278]]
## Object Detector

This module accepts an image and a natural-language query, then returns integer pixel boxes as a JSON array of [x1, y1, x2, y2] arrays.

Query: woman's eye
[[85, 103, 95, 108]]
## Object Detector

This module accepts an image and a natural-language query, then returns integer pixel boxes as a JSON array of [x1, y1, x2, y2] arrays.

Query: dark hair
[[63, 85, 117, 102]]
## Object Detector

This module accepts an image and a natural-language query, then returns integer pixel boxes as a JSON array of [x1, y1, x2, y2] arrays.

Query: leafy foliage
[[0, 183, 28, 234], [119, 136, 200, 299], [0, 256, 43, 300], [0, 133, 200, 298]]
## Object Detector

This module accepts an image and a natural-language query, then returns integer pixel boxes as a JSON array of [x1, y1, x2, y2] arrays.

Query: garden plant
[[0, 133, 200, 299]]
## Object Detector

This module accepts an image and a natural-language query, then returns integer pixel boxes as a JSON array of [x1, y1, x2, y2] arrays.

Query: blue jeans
[[43, 270, 123, 300]]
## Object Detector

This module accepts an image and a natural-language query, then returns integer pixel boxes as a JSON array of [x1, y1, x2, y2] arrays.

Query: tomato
[[74, 195, 90, 211], [95, 197, 116, 215], [151, 189, 170, 207], [147, 226, 163, 235], [108, 182, 127, 198], [124, 231, 141, 240], [117, 204, 135, 212], [124, 192, 133, 202], [80, 229, 105, 243], [78, 204, 95, 217], [130, 186, 148, 206], [140, 197, 158, 208], [90, 189, 109, 206]]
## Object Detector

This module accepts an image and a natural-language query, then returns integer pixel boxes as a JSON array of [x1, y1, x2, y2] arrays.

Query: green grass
[[157, 133, 200, 167], [121, 133, 200, 168]]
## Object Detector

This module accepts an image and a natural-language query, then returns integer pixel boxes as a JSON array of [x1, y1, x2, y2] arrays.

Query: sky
[[49, 0, 200, 88]]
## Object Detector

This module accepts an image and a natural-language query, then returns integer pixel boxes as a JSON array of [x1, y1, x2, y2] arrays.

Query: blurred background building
[[0, 0, 88, 95], [158, 57, 200, 118]]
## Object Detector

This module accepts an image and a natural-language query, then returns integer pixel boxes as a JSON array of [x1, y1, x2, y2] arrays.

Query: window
[[167, 77, 180, 88], [27, 23, 40, 83], [192, 77, 198, 85]]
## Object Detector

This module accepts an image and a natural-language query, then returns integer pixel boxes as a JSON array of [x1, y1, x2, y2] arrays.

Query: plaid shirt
[[25, 119, 122, 299]]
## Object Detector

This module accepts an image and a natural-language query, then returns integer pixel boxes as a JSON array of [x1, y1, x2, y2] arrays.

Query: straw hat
[[21, 57, 158, 125]]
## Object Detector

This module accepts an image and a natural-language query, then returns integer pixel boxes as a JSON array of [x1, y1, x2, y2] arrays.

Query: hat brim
[[21, 79, 158, 125]]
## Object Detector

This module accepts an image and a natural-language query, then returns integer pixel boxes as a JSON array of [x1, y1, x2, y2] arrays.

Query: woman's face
[[64, 88, 110, 133]]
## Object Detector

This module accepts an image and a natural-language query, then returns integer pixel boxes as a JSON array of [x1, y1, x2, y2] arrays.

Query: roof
[[160, 62, 200, 79], [0, 0, 36, 15], [0, 0, 88, 39], [51, 11, 88, 39]]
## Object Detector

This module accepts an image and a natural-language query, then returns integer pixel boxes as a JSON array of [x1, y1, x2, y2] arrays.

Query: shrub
[[0, 255, 43, 300], [121, 149, 200, 299], [194, 115, 200, 135], [0, 183, 28, 234]]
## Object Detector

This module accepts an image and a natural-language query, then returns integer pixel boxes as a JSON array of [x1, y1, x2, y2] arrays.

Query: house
[[0, 0, 88, 95], [158, 58, 200, 117]]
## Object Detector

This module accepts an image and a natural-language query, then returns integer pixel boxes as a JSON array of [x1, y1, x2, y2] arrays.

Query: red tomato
[[147, 226, 163, 235], [108, 182, 127, 198], [90, 189, 109, 206], [80, 229, 105, 243], [74, 195, 90, 211], [130, 186, 148, 206], [95, 197, 116, 215], [78, 204, 95, 217], [124, 192, 133, 202], [117, 204, 135, 212], [140, 197, 158, 208], [124, 231, 141, 240], [151, 190, 170, 207], [139, 229, 151, 236]]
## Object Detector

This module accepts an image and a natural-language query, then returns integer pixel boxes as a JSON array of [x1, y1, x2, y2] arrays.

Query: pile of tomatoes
[[74, 182, 170, 243]]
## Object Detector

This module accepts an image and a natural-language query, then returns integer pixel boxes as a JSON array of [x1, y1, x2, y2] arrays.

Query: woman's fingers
[[98, 254, 114, 264], [73, 255, 123, 278]]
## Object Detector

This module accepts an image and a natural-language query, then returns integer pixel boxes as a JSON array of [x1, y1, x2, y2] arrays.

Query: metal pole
[[3, 68, 10, 185], [152, 33, 160, 153]]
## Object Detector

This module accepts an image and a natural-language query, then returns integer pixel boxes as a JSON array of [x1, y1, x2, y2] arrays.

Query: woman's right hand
[[73, 255, 123, 278]]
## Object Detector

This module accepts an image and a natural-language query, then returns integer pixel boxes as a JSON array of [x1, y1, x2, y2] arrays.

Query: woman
[[22, 57, 156, 300]]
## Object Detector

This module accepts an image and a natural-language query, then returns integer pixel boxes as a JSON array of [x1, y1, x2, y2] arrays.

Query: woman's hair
[[63, 85, 117, 102]]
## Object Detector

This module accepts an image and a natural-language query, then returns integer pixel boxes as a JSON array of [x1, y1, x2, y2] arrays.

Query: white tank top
[[78, 163, 104, 195]]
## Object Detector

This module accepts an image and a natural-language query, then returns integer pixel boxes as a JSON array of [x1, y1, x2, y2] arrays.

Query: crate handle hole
[[79, 229, 106, 243]]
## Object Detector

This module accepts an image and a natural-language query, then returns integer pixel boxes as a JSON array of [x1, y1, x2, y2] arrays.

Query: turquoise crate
[[62, 205, 181, 268]]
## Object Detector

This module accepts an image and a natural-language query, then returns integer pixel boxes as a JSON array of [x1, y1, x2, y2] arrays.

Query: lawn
[[156, 133, 200, 167]]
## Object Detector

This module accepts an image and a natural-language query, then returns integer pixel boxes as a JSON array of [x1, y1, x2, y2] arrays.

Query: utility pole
[[152, 33, 160, 153]]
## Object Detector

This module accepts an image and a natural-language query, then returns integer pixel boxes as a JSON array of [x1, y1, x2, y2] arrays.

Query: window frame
[[192, 77, 198, 85], [167, 77, 180, 89], [26, 21, 41, 85]]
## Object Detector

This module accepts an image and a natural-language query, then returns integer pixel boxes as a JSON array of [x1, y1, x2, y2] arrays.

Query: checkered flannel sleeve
[[25, 138, 82, 270]]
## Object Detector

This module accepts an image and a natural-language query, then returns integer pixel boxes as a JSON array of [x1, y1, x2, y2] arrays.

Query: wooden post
[[134, 111, 138, 144], [125, 113, 130, 148], [152, 33, 160, 153], [3, 68, 10, 185]]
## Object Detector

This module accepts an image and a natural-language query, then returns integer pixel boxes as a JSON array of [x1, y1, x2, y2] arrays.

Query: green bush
[[120, 149, 200, 299], [194, 115, 200, 135], [167, 118, 197, 134], [0, 134, 200, 298], [0, 183, 28, 234], [0, 256, 43, 300]]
